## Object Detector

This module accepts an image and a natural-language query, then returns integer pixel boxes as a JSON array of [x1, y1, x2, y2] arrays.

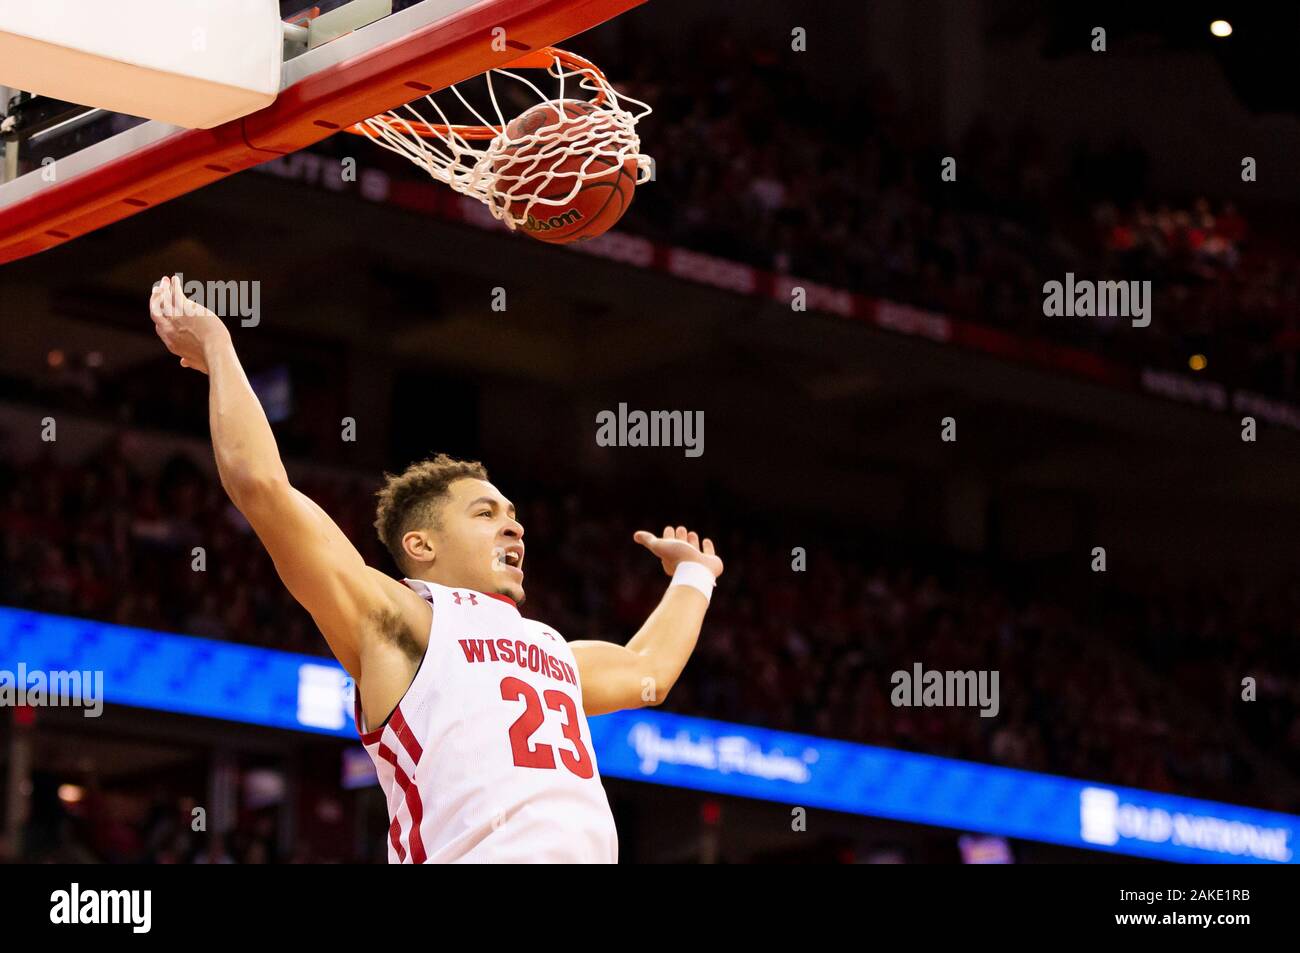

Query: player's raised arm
[[147, 275, 417, 677], [570, 526, 722, 716]]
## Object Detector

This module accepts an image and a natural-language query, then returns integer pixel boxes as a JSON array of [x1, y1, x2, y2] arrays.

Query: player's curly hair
[[374, 453, 489, 574]]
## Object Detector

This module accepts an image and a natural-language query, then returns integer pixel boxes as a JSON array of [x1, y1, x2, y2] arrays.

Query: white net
[[352, 49, 653, 231]]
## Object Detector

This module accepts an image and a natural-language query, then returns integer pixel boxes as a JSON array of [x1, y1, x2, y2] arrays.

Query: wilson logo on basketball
[[524, 209, 585, 232]]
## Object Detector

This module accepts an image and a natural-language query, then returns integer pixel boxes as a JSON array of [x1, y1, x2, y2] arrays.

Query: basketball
[[494, 100, 639, 244]]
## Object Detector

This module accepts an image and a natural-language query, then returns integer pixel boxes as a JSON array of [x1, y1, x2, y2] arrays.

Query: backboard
[[0, 0, 644, 265]]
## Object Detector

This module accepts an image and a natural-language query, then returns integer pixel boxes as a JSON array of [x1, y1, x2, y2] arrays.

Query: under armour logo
[[452, 592, 478, 606]]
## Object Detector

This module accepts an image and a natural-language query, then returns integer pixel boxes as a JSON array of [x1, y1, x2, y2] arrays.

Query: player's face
[[431, 479, 526, 602]]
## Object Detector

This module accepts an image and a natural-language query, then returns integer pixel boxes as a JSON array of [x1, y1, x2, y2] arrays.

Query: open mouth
[[495, 547, 524, 572]]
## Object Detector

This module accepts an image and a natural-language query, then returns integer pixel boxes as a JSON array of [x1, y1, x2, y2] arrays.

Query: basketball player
[[148, 275, 721, 863]]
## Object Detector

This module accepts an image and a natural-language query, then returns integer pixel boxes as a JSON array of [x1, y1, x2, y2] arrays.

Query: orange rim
[[343, 47, 611, 141]]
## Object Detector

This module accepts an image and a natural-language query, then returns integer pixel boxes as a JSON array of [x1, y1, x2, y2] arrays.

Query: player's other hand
[[148, 274, 230, 374], [633, 526, 724, 579]]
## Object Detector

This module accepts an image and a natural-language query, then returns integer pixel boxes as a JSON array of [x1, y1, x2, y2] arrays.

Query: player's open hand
[[148, 274, 230, 375], [633, 526, 723, 579]]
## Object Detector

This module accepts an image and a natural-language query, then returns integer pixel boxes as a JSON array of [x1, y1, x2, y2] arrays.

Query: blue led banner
[[1, 605, 1295, 863], [0, 606, 355, 737], [586, 711, 1297, 864]]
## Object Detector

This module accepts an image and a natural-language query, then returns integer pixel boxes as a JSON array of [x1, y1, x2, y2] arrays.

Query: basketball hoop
[[344, 47, 652, 240]]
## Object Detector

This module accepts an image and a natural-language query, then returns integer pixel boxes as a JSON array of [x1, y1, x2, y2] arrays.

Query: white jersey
[[354, 578, 618, 863]]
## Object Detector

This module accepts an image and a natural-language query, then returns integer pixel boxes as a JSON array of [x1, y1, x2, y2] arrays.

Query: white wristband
[[669, 561, 715, 601]]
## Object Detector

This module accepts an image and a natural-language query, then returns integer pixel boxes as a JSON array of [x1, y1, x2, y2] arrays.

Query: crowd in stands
[[591, 28, 1300, 398], [8, 790, 294, 865], [29, 14, 1300, 398]]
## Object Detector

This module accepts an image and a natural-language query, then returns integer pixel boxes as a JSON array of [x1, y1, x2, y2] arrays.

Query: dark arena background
[[0, 0, 1298, 924]]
